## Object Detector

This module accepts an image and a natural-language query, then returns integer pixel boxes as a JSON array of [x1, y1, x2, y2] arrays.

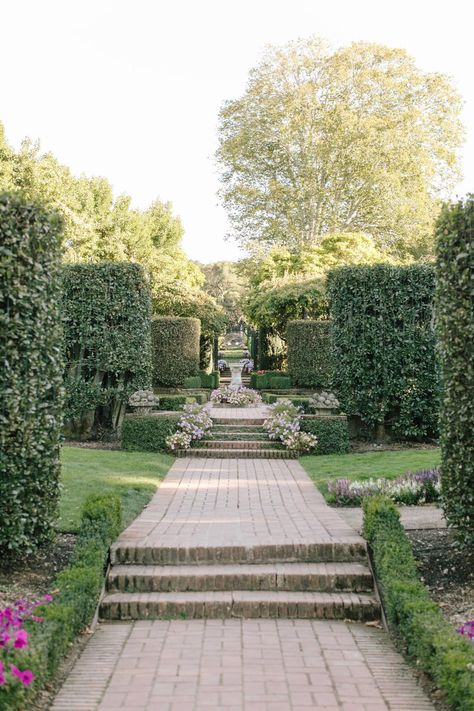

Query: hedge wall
[[62, 262, 152, 439], [122, 414, 180, 452], [363, 497, 474, 710], [436, 198, 474, 545], [152, 317, 200, 387], [287, 320, 332, 388], [300, 417, 350, 455], [327, 265, 438, 440], [0, 193, 64, 560], [1, 494, 121, 710]]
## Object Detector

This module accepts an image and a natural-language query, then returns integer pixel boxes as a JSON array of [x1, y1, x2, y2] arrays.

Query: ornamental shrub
[[436, 197, 474, 545], [287, 320, 332, 388], [183, 376, 202, 389], [152, 317, 200, 387], [0, 193, 64, 560], [327, 264, 438, 440], [363, 496, 474, 709], [62, 262, 152, 439], [121, 414, 180, 452], [300, 417, 350, 455]]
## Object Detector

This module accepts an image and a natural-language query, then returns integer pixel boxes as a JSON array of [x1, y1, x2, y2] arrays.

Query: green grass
[[300, 448, 441, 502], [59, 446, 174, 532]]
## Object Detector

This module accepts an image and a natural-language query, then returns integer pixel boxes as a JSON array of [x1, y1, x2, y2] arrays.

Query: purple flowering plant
[[0, 595, 53, 689], [327, 468, 441, 506], [456, 620, 474, 645]]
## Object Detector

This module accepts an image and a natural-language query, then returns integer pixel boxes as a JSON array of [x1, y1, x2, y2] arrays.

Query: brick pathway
[[51, 431, 434, 709], [51, 619, 433, 710]]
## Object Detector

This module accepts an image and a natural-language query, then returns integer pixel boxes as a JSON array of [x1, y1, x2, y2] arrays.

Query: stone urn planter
[[128, 389, 159, 415]]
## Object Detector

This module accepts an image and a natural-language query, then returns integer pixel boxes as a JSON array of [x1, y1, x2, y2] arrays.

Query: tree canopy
[[217, 39, 463, 260], [198, 261, 246, 328]]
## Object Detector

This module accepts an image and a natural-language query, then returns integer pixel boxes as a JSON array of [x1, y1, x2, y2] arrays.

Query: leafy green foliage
[[152, 317, 200, 387], [300, 418, 350, 455], [62, 262, 152, 438], [245, 278, 326, 338], [436, 197, 474, 545], [0, 494, 122, 710], [199, 261, 246, 328], [217, 39, 463, 259], [287, 320, 332, 388], [0, 193, 64, 560], [122, 414, 180, 452], [327, 265, 439, 439], [363, 496, 474, 710]]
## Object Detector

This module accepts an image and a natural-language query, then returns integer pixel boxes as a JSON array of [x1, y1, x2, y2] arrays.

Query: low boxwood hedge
[[121, 414, 180, 452], [252, 371, 292, 390], [199, 371, 220, 389], [363, 496, 474, 710], [183, 375, 202, 389], [157, 395, 188, 411], [300, 417, 350, 455], [1, 493, 121, 710]]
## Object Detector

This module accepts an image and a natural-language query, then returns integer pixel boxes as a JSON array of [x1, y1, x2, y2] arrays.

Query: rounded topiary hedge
[[436, 197, 474, 545], [0, 192, 64, 559], [287, 320, 332, 388], [152, 317, 200, 387]]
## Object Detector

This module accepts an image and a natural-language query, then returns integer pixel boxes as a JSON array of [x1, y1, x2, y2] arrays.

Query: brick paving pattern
[[51, 619, 434, 710], [51, 405, 435, 709]]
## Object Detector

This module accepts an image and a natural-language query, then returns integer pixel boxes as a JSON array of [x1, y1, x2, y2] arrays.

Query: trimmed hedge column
[[436, 197, 474, 545], [0, 193, 64, 559], [152, 317, 200, 387], [62, 262, 152, 438], [327, 264, 438, 440], [287, 320, 332, 388]]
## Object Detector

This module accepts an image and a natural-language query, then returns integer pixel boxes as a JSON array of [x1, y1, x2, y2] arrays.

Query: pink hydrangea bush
[[0, 596, 52, 690]]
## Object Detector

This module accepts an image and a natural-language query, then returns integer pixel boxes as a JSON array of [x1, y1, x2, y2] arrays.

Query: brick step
[[212, 425, 265, 433], [195, 440, 280, 450], [178, 448, 296, 459], [107, 562, 374, 594], [100, 591, 380, 621], [211, 418, 266, 426], [204, 432, 269, 441], [110, 540, 367, 566]]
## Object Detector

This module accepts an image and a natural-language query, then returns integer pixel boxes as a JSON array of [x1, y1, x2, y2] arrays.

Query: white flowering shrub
[[211, 385, 262, 407], [264, 401, 317, 453], [165, 403, 213, 450]]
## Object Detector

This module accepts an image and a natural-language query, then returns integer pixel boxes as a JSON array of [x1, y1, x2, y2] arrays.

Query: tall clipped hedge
[[62, 262, 152, 438], [436, 197, 474, 545], [327, 265, 438, 439], [0, 193, 64, 558], [287, 320, 332, 388], [152, 317, 200, 387]]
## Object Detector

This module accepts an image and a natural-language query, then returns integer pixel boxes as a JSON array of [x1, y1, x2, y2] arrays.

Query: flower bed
[[166, 404, 213, 450], [264, 400, 317, 453], [0, 493, 121, 709], [363, 496, 474, 710], [210, 386, 262, 407], [328, 467, 440, 506]]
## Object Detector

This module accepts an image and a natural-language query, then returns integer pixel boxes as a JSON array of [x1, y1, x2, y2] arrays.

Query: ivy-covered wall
[[327, 264, 438, 440], [0, 193, 64, 559], [152, 316, 200, 387], [436, 197, 474, 545], [287, 319, 332, 388], [62, 262, 152, 439]]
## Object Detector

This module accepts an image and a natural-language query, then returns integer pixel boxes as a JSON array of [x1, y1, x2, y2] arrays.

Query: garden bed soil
[[0, 534, 76, 609], [351, 440, 439, 453], [408, 528, 474, 630], [64, 439, 121, 450]]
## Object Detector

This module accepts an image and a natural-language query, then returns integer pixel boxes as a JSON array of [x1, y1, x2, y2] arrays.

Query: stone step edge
[[110, 540, 367, 565], [107, 562, 374, 593], [100, 591, 380, 621], [211, 419, 266, 425], [195, 441, 280, 449], [177, 449, 298, 459]]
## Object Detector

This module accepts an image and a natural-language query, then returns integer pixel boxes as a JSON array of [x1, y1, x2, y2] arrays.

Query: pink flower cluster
[[0, 595, 53, 688]]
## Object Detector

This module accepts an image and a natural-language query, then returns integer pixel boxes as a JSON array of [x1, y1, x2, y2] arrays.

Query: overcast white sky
[[1, 0, 473, 262]]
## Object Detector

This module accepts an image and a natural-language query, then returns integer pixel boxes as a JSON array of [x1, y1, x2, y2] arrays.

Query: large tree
[[217, 39, 463, 260], [198, 261, 246, 327]]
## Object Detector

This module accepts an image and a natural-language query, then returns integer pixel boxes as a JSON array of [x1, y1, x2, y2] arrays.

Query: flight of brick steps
[[175, 416, 298, 459], [101, 542, 379, 622]]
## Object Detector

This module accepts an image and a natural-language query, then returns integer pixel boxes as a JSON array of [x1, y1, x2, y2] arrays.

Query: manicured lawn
[[300, 448, 441, 502], [59, 446, 174, 532]]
